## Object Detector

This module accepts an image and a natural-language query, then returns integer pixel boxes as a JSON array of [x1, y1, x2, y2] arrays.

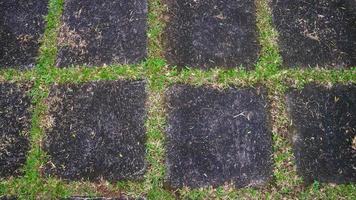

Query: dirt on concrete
[[0, 0, 48, 68], [286, 84, 356, 184], [165, 84, 273, 188], [164, 0, 260, 69], [0, 83, 32, 178], [272, 0, 356, 68], [43, 80, 147, 182], [56, 0, 148, 67]]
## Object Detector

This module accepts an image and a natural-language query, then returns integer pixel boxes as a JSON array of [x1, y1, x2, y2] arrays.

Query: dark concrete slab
[[272, 0, 356, 68], [0, 0, 48, 68], [286, 84, 356, 184], [43, 80, 147, 181], [164, 0, 260, 69], [0, 197, 16, 200], [56, 0, 148, 67], [165, 85, 273, 188], [0, 83, 32, 178]]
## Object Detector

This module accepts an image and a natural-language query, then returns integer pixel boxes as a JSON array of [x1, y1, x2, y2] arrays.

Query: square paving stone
[[43, 80, 147, 181], [56, 0, 148, 67], [0, 0, 48, 68], [165, 85, 273, 188], [0, 83, 32, 178], [164, 0, 260, 69], [286, 84, 356, 184], [272, 0, 356, 68]]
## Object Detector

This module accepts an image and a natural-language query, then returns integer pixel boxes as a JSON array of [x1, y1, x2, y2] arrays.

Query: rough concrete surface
[[0, 0, 48, 68], [272, 0, 356, 68], [0, 83, 32, 178], [56, 0, 148, 67], [43, 80, 147, 181], [165, 84, 273, 188], [286, 84, 356, 184], [164, 0, 260, 69]]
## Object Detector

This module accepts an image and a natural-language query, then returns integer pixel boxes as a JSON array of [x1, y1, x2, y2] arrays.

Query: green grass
[[0, 0, 355, 199]]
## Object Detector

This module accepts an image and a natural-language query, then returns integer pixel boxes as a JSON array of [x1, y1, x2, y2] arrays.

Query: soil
[[56, 0, 148, 67], [164, 0, 260, 69], [43, 80, 147, 182], [286, 84, 356, 184], [164, 84, 273, 188], [64, 196, 144, 200], [0, 0, 48, 68], [272, 0, 356, 68], [0, 83, 32, 178]]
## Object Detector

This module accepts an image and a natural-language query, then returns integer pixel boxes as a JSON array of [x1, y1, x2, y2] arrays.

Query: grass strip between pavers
[[0, 0, 355, 199]]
